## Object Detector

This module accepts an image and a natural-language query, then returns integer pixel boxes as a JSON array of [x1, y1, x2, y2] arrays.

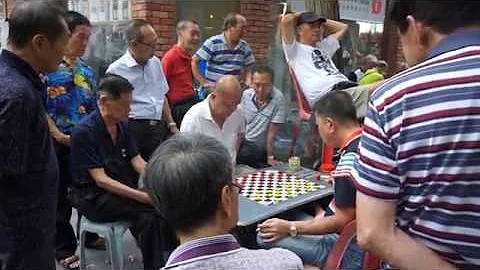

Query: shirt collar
[[124, 50, 142, 68], [174, 45, 191, 60], [340, 128, 362, 151], [164, 234, 241, 268], [0, 49, 45, 91], [250, 88, 273, 110], [426, 29, 480, 60], [199, 95, 215, 121]]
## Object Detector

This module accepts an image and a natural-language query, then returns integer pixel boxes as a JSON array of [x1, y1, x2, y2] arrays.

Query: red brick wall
[[240, 0, 277, 61], [131, 0, 177, 57]]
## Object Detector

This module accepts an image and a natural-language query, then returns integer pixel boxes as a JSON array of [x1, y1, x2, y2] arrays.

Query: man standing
[[45, 11, 103, 269], [281, 11, 371, 118], [257, 91, 363, 268], [107, 19, 177, 160], [192, 12, 255, 90], [143, 133, 303, 270], [70, 75, 177, 270], [181, 75, 244, 164], [353, 1, 480, 269], [0, 2, 70, 269], [162, 20, 201, 126], [238, 65, 286, 168]]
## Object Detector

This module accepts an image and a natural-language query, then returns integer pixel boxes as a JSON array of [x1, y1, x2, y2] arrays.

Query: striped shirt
[[195, 33, 255, 83], [353, 30, 480, 268], [163, 234, 303, 270]]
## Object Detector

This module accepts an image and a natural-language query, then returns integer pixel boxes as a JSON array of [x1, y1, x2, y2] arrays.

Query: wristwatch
[[168, 122, 177, 128], [288, 223, 298, 237]]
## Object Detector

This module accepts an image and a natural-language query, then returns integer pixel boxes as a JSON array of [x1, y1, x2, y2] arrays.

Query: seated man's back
[[142, 133, 303, 270]]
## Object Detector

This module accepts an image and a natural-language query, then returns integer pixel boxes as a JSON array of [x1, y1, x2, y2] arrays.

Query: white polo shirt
[[180, 96, 245, 164]]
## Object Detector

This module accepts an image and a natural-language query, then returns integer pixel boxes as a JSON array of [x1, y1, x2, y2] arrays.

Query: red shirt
[[162, 45, 196, 105]]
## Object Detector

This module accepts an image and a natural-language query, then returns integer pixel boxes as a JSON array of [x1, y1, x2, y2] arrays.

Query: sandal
[[85, 237, 106, 250], [59, 255, 80, 270]]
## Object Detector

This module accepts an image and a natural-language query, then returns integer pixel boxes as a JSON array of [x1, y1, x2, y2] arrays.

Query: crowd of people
[[0, 0, 479, 270]]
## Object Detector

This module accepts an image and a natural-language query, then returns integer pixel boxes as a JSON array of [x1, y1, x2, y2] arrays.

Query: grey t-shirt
[[241, 87, 286, 147]]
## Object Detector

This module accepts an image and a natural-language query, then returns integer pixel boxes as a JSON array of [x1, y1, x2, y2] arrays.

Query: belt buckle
[[149, 120, 158, 126]]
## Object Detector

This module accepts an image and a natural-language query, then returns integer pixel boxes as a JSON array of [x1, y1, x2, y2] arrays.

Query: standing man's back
[[0, 2, 70, 269], [354, 1, 480, 269]]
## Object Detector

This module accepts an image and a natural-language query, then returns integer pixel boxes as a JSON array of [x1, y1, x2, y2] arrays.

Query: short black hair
[[223, 12, 242, 31], [143, 133, 233, 233], [98, 74, 133, 99], [8, 1, 68, 48], [252, 64, 274, 81], [65, 11, 90, 33], [126, 19, 151, 43], [314, 91, 357, 124], [390, 0, 480, 35]]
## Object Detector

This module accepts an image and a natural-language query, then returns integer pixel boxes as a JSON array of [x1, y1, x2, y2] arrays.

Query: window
[[68, 0, 131, 22]]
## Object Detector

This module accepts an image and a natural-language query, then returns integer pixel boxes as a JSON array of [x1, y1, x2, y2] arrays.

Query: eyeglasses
[[231, 180, 243, 193], [136, 41, 160, 51]]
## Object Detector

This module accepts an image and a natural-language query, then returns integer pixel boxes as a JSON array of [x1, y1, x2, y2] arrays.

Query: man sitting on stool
[[70, 74, 177, 270]]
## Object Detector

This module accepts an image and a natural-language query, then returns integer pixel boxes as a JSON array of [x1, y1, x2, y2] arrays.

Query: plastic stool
[[79, 216, 132, 270]]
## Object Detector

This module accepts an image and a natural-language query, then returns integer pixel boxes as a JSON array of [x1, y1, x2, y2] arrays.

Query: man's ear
[[31, 34, 47, 52], [219, 185, 234, 218]]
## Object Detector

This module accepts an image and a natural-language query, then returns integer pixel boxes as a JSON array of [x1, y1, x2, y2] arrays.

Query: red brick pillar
[[240, 0, 276, 61], [5, 0, 17, 18], [131, 0, 177, 57]]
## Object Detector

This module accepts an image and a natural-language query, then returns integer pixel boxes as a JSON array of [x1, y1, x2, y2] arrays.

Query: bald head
[[215, 75, 241, 96], [211, 75, 242, 118]]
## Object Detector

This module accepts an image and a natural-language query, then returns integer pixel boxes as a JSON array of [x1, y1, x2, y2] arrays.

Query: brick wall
[[131, 0, 177, 57], [240, 0, 277, 61]]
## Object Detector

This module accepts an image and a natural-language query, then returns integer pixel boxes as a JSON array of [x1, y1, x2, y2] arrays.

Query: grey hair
[[176, 19, 198, 36], [143, 133, 233, 232]]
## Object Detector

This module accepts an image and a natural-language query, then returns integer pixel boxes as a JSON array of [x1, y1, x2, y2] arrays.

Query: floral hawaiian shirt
[[46, 59, 97, 134]]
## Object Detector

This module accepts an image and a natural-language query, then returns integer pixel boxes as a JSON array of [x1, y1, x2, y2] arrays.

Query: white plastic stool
[[78, 215, 132, 270]]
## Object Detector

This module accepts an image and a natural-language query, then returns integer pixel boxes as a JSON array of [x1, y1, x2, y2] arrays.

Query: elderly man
[[180, 75, 244, 164], [257, 91, 363, 268], [45, 11, 102, 268], [70, 75, 177, 270], [0, 2, 69, 269], [162, 20, 201, 126], [143, 133, 303, 269], [238, 65, 286, 168], [192, 12, 255, 90], [107, 19, 176, 160], [281, 11, 371, 118], [353, 1, 480, 269]]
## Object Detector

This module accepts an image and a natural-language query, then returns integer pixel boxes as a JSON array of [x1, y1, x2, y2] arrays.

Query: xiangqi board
[[236, 170, 326, 206]]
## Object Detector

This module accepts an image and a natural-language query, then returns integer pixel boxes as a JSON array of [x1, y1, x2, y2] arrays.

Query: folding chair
[[288, 66, 335, 172]]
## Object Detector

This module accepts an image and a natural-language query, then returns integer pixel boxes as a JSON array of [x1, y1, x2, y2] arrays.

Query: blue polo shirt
[[70, 110, 139, 187]]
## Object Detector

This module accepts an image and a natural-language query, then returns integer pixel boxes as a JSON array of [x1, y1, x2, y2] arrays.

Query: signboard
[[338, 0, 385, 23]]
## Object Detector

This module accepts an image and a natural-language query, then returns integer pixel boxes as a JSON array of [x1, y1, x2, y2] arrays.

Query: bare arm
[[89, 168, 152, 205], [192, 55, 214, 88], [324, 19, 349, 41], [356, 192, 456, 269], [46, 114, 70, 147], [131, 154, 146, 175], [280, 13, 299, 44], [162, 99, 178, 133], [266, 123, 281, 157]]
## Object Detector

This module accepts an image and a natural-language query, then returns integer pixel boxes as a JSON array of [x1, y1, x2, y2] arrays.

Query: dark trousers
[[237, 140, 268, 168], [53, 142, 77, 261], [171, 96, 198, 128], [128, 119, 168, 161], [78, 192, 178, 270]]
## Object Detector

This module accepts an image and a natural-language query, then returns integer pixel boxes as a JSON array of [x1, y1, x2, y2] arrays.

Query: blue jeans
[[256, 211, 363, 269]]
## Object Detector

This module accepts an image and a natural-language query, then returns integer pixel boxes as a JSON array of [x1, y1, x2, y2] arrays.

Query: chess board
[[236, 170, 326, 206]]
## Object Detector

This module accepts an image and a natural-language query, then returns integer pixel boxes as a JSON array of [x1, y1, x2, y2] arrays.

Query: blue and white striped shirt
[[353, 30, 480, 268], [195, 33, 255, 83]]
